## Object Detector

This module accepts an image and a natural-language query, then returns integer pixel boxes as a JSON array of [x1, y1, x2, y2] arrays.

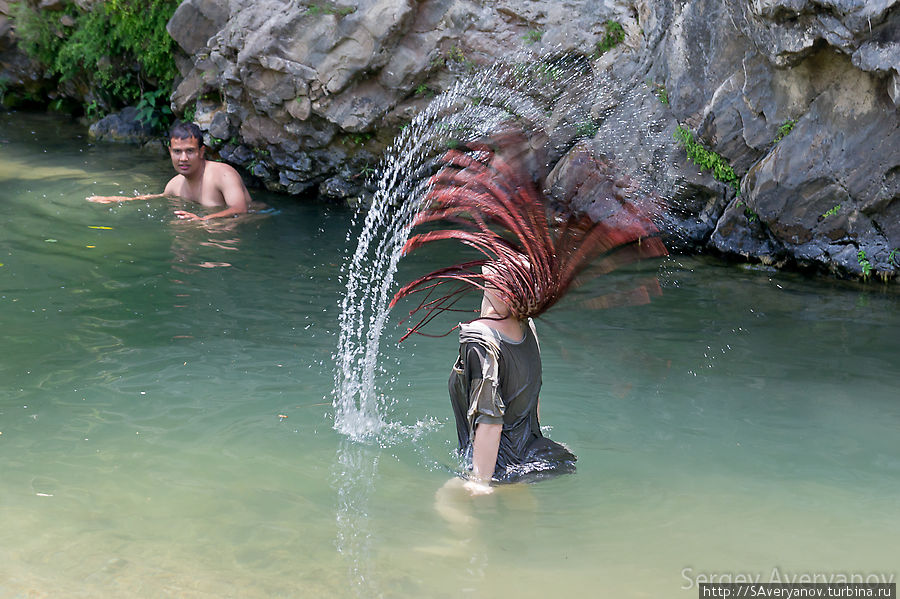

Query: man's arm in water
[[465, 422, 502, 496], [87, 193, 168, 203], [174, 164, 250, 221], [87, 175, 179, 204]]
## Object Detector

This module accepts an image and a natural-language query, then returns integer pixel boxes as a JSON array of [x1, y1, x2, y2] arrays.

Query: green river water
[[1, 112, 898, 598]]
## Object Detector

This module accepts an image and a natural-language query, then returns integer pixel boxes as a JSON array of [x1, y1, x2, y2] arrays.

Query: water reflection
[[168, 209, 242, 273]]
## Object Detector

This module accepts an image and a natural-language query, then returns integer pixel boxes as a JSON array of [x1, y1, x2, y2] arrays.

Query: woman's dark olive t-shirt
[[449, 322, 576, 481]]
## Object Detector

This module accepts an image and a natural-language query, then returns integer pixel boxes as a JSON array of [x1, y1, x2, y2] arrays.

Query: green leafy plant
[[654, 83, 668, 105], [247, 148, 272, 173], [306, 3, 355, 17], [735, 200, 758, 223], [11, 0, 180, 117], [182, 103, 197, 124], [135, 88, 173, 132], [821, 204, 841, 219], [774, 119, 796, 143], [355, 163, 376, 180], [444, 44, 475, 72], [889, 249, 899, 269], [48, 97, 70, 112], [10, 2, 68, 67], [448, 45, 465, 63], [857, 250, 873, 279], [595, 20, 625, 56], [674, 125, 740, 192], [84, 99, 104, 120], [535, 63, 563, 83], [346, 132, 374, 146], [575, 121, 598, 137], [414, 83, 434, 97], [522, 29, 543, 44], [511, 63, 527, 81], [646, 79, 669, 105]]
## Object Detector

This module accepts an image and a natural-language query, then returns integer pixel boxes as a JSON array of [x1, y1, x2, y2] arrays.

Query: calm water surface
[[1, 112, 898, 598]]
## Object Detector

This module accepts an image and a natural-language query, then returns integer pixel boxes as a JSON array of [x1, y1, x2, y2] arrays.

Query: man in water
[[88, 122, 253, 221]]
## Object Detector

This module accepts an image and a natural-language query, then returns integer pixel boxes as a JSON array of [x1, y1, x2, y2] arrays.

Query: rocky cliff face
[[3, 0, 898, 279], [0, 0, 45, 101], [652, 0, 900, 277]]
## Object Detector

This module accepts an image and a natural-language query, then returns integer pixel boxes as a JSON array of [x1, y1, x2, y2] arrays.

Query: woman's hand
[[462, 478, 495, 496]]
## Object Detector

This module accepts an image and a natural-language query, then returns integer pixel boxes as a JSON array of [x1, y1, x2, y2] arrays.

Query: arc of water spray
[[332, 71, 552, 440], [329, 48, 677, 599], [331, 52, 625, 441]]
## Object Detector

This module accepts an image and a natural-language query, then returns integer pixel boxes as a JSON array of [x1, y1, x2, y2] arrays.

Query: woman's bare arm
[[465, 422, 502, 495]]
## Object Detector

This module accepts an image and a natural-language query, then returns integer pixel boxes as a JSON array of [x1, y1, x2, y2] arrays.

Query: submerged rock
[[88, 107, 156, 143]]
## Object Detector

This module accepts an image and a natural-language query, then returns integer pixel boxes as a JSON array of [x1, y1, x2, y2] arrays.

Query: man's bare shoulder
[[164, 174, 186, 196], [204, 159, 250, 202], [204, 159, 241, 178]]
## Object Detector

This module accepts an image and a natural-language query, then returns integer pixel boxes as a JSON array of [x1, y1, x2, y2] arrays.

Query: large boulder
[[166, 0, 229, 57], [167, 0, 651, 202], [632, 0, 900, 277], [5, 0, 897, 278], [162, 0, 894, 278], [88, 106, 157, 143], [0, 0, 53, 107]]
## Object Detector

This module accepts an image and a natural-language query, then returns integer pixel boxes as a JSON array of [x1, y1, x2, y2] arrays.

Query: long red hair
[[390, 132, 668, 341]]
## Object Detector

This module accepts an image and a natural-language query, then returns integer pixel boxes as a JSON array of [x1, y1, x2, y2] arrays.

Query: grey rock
[[0, 3, 50, 102], [207, 110, 234, 141], [320, 175, 363, 200], [88, 107, 156, 143], [649, 0, 900, 276], [737, 62, 900, 273], [4, 0, 898, 278], [167, 0, 229, 55], [220, 143, 254, 166], [322, 79, 400, 131], [710, 196, 784, 261]]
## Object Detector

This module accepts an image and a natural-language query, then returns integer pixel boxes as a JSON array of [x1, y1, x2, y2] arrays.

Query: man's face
[[168, 136, 205, 177]]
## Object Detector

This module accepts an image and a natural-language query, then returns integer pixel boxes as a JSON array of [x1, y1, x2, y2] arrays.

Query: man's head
[[169, 122, 204, 146], [168, 122, 205, 177]]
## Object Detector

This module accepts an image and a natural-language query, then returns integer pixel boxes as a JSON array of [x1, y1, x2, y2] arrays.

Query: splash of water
[[332, 438, 381, 594], [329, 48, 683, 597], [330, 48, 683, 443], [330, 55, 602, 440]]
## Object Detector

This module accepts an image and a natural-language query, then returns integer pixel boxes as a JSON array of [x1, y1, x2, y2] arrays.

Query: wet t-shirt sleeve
[[463, 342, 505, 426]]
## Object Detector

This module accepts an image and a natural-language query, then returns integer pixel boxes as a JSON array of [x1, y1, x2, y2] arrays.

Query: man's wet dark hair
[[168, 122, 204, 145]]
